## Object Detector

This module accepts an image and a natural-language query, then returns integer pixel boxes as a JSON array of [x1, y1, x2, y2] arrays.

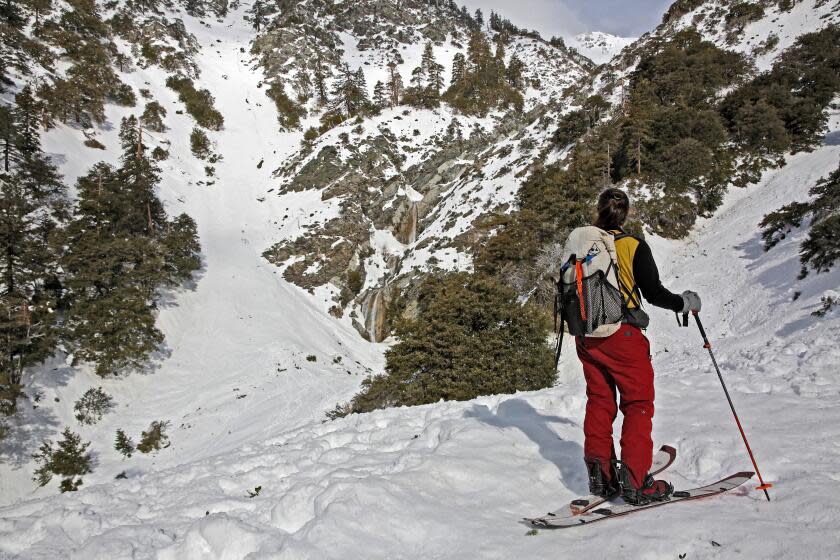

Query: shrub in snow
[[74, 387, 114, 425], [165, 76, 224, 130], [190, 127, 211, 159], [347, 272, 555, 414], [266, 81, 305, 130], [33, 428, 92, 492], [813, 293, 838, 318], [325, 402, 353, 420], [83, 138, 105, 150], [137, 420, 170, 453], [142, 101, 167, 132], [115, 429, 135, 458], [152, 146, 169, 161]]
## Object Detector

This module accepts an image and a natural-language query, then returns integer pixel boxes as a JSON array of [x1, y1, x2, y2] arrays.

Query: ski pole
[[691, 310, 772, 501]]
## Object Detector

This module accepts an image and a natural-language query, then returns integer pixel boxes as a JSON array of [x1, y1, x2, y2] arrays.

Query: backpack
[[552, 226, 629, 366]]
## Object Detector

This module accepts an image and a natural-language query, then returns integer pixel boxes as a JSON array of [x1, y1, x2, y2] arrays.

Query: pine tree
[[352, 68, 370, 108], [114, 428, 134, 458], [313, 52, 329, 107], [190, 127, 211, 159], [141, 101, 167, 133], [405, 42, 444, 108], [444, 29, 522, 115], [330, 64, 370, 118], [161, 214, 201, 285], [32, 427, 92, 492], [373, 80, 388, 109], [61, 116, 200, 376], [505, 55, 524, 89], [28, 0, 53, 26], [386, 60, 403, 107], [450, 53, 466, 87], [0, 88, 66, 414], [348, 273, 555, 412]]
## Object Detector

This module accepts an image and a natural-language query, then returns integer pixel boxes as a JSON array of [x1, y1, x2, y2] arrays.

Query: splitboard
[[527, 444, 677, 524], [524, 471, 754, 529]]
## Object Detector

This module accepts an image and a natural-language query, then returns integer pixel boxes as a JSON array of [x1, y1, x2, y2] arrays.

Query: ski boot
[[584, 457, 620, 498], [617, 461, 673, 505]]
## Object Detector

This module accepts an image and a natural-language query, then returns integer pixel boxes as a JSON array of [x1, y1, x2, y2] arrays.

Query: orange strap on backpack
[[575, 260, 586, 321]]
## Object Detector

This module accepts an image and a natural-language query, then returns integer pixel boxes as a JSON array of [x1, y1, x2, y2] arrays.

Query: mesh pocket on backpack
[[560, 269, 624, 335]]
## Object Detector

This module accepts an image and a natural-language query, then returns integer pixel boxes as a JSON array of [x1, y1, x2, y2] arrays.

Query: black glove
[[681, 290, 701, 313]]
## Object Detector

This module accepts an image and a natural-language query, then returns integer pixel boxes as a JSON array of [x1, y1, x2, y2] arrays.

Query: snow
[[2, 1, 840, 558], [669, 0, 840, 72], [569, 32, 635, 65]]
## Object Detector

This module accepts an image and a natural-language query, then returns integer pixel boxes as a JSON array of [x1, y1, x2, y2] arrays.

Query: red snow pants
[[576, 324, 654, 488]]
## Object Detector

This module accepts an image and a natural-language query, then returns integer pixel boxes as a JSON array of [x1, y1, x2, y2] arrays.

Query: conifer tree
[[444, 29, 522, 115], [141, 101, 167, 133], [405, 42, 444, 108], [373, 80, 388, 109], [61, 116, 200, 376], [386, 60, 403, 107], [505, 55, 524, 89], [33, 427, 92, 492], [313, 52, 329, 107], [0, 88, 66, 414], [115, 428, 134, 458], [450, 53, 466, 87], [329, 64, 370, 118], [348, 273, 554, 413]]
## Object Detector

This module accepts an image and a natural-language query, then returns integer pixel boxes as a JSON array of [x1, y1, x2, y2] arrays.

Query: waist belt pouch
[[624, 306, 650, 329]]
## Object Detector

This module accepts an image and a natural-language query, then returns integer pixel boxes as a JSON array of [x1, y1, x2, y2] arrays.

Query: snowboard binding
[[617, 461, 674, 505], [584, 457, 620, 498]]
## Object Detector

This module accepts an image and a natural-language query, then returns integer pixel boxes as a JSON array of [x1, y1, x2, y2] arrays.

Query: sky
[[457, 0, 675, 39]]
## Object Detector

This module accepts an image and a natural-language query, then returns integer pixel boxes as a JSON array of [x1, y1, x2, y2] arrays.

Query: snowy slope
[[2, 107, 838, 558], [569, 31, 635, 65], [0, 2, 383, 505]]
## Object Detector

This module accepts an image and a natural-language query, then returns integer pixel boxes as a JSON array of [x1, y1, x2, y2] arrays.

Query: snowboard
[[524, 471, 754, 529]]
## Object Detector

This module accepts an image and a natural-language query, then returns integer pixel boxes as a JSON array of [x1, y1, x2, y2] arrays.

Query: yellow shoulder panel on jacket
[[614, 236, 640, 308]]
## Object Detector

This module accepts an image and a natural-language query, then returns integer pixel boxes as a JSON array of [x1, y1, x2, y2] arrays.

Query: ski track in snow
[[2, 4, 840, 559]]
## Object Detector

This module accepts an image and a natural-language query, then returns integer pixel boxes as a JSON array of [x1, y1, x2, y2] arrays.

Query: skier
[[577, 188, 701, 505]]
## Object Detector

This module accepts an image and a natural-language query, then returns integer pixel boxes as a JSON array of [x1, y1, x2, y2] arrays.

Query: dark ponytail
[[594, 188, 630, 230]]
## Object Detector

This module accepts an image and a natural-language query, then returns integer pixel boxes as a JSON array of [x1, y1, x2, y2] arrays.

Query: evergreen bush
[[347, 272, 555, 414], [266, 82, 305, 130], [32, 428, 92, 492], [137, 420, 170, 453], [190, 127, 211, 159], [114, 429, 134, 458], [74, 387, 114, 425], [165, 76, 224, 130]]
